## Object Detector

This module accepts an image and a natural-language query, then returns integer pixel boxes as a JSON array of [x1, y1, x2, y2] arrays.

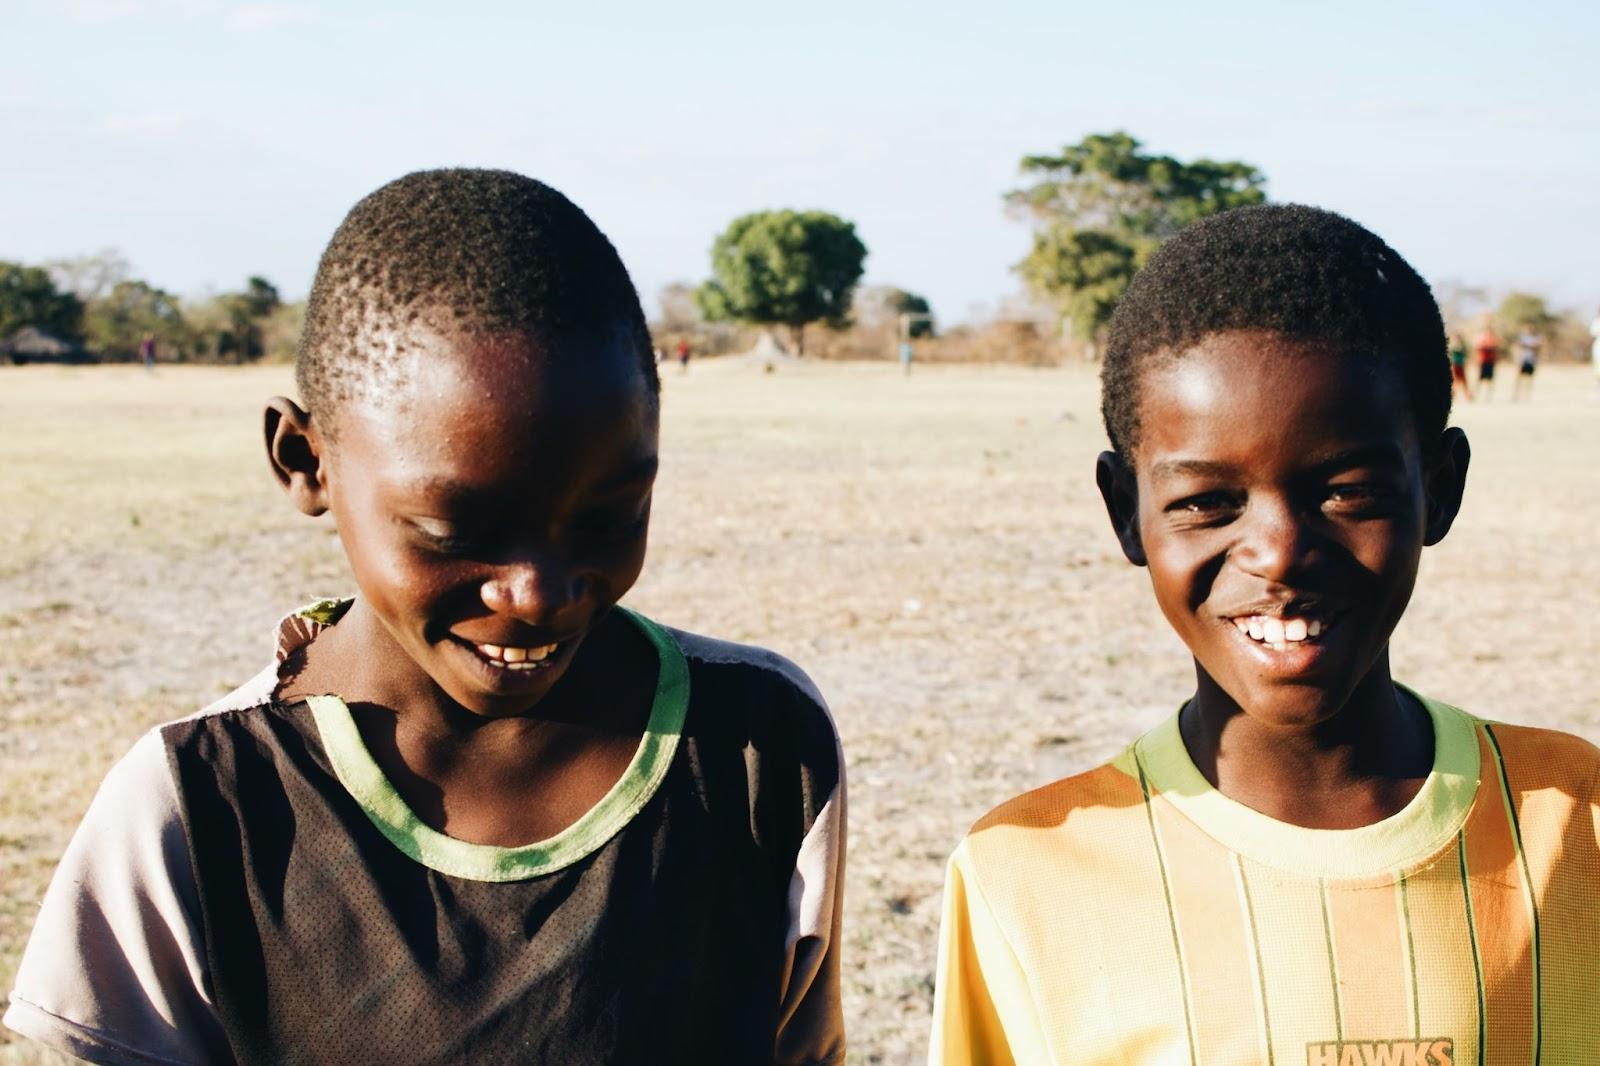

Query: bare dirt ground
[[2, 361, 1596, 1064]]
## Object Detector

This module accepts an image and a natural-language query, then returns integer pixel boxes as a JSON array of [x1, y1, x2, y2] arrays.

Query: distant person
[[1591, 310, 1600, 396], [1474, 326, 1500, 398], [1448, 332, 1471, 400], [1513, 328, 1540, 400], [676, 337, 691, 373], [139, 332, 156, 371], [5, 169, 846, 1066], [929, 205, 1600, 1064], [899, 339, 914, 375]]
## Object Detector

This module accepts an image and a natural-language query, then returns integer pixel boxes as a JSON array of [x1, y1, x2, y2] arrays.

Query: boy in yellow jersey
[[929, 205, 1599, 1065]]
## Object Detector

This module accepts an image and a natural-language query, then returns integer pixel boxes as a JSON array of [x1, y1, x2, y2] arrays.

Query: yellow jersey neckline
[[1130, 687, 1480, 880]]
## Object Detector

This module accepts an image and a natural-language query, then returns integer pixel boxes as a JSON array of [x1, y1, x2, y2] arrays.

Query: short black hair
[[1101, 203, 1449, 457], [297, 168, 657, 429]]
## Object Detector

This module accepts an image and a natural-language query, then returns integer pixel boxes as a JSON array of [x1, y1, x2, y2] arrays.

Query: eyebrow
[[1148, 458, 1239, 481], [1302, 444, 1407, 476], [401, 455, 660, 501], [1148, 444, 1405, 483]]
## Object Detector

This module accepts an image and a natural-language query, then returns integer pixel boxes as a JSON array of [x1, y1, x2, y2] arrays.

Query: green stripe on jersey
[[307, 606, 689, 882], [1483, 723, 1543, 1064]]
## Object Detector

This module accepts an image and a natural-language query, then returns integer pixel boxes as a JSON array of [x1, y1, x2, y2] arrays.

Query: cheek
[[596, 537, 649, 596], [334, 507, 457, 616], [1350, 522, 1424, 601], [1141, 527, 1223, 617]]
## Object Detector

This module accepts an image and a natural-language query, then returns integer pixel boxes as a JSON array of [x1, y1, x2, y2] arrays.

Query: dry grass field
[[2, 360, 1597, 1064]]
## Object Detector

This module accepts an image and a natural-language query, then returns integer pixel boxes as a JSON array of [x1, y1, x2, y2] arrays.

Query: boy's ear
[[264, 397, 330, 517], [1421, 426, 1470, 546], [1096, 450, 1147, 567]]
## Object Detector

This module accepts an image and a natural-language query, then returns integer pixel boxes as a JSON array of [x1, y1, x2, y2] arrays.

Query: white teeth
[[472, 641, 560, 668], [1232, 614, 1327, 648]]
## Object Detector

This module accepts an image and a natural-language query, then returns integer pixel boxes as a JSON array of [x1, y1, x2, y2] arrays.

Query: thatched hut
[[1, 327, 95, 365]]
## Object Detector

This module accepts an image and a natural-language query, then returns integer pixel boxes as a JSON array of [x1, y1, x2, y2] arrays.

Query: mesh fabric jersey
[[930, 693, 1599, 1066]]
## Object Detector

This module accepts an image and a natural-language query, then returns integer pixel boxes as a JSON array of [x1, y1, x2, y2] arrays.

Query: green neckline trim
[[1131, 686, 1481, 880], [306, 606, 689, 882]]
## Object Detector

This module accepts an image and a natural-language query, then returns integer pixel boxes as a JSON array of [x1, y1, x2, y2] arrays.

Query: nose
[[1231, 496, 1316, 584], [480, 555, 586, 622]]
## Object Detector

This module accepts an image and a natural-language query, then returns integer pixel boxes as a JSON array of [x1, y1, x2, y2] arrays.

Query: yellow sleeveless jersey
[[930, 693, 1599, 1065]]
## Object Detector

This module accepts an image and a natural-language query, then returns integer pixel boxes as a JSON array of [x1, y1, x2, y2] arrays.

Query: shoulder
[[1476, 717, 1600, 796], [961, 749, 1146, 876], [971, 749, 1145, 836], [77, 727, 185, 839], [669, 626, 828, 708], [665, 625, 839, 768], [6, 728, 226, 1063], [153, 656, 312, 758], [656, 624, 843, 835]]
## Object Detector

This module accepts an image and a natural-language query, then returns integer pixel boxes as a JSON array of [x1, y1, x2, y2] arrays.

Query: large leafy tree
[[1007, 131, 1266, 344], [0, 261, 85, 342], [696, 210, 867, 355], [84, 279, 192, 361]]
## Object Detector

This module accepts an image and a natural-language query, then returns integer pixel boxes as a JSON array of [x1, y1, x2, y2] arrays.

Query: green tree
[[696, 210, 867, 355], [0, 261, 85, 341], [84, 279, 191, 361], [195, 276, 283, 362], [1497, 292, 1553, 333], [889, 289, 935, 338], [1007, 131, 1266, 344]]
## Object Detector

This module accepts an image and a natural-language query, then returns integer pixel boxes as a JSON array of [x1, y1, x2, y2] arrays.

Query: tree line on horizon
[[0, 251, 302, 364], [3, 132, 1589, 366]]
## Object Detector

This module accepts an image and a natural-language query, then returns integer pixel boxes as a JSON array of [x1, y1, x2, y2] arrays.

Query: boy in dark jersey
[[5, 170, 846, 1065], [931, 205, 1600, 1064]]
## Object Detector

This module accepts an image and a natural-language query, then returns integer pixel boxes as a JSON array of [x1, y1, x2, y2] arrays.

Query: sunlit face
[[1114, 330, 1457, 729], [322, 324, 658, 717]]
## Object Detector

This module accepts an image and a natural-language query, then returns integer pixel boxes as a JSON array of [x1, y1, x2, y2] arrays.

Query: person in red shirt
[[1474, 327, 1500, 398]]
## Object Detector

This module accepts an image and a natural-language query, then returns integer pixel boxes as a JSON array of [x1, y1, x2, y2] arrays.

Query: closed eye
[[408, 517, 487, 557], [575, 506, 649, 545]]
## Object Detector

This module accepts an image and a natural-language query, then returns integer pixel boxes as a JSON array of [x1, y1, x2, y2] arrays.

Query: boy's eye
[[1164, 491, 1240, 521], [1323, 483, 1396, 515], [575, 506, 648, 545], [409, 518, 484, 556]]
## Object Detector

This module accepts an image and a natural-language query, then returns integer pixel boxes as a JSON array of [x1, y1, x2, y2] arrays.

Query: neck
[[1179, 653, 1435, 829]]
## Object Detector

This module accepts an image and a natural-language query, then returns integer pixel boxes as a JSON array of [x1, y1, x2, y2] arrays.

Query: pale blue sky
[[6, 0, 1597, 323]]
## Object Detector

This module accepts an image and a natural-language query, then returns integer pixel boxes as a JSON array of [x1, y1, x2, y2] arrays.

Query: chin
[[1220, 677, 1349, 731]]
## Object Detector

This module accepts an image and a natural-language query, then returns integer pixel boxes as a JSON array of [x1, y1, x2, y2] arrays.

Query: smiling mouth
[[469, 640, 563, 671], [1228, 613, 1331, 652]]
